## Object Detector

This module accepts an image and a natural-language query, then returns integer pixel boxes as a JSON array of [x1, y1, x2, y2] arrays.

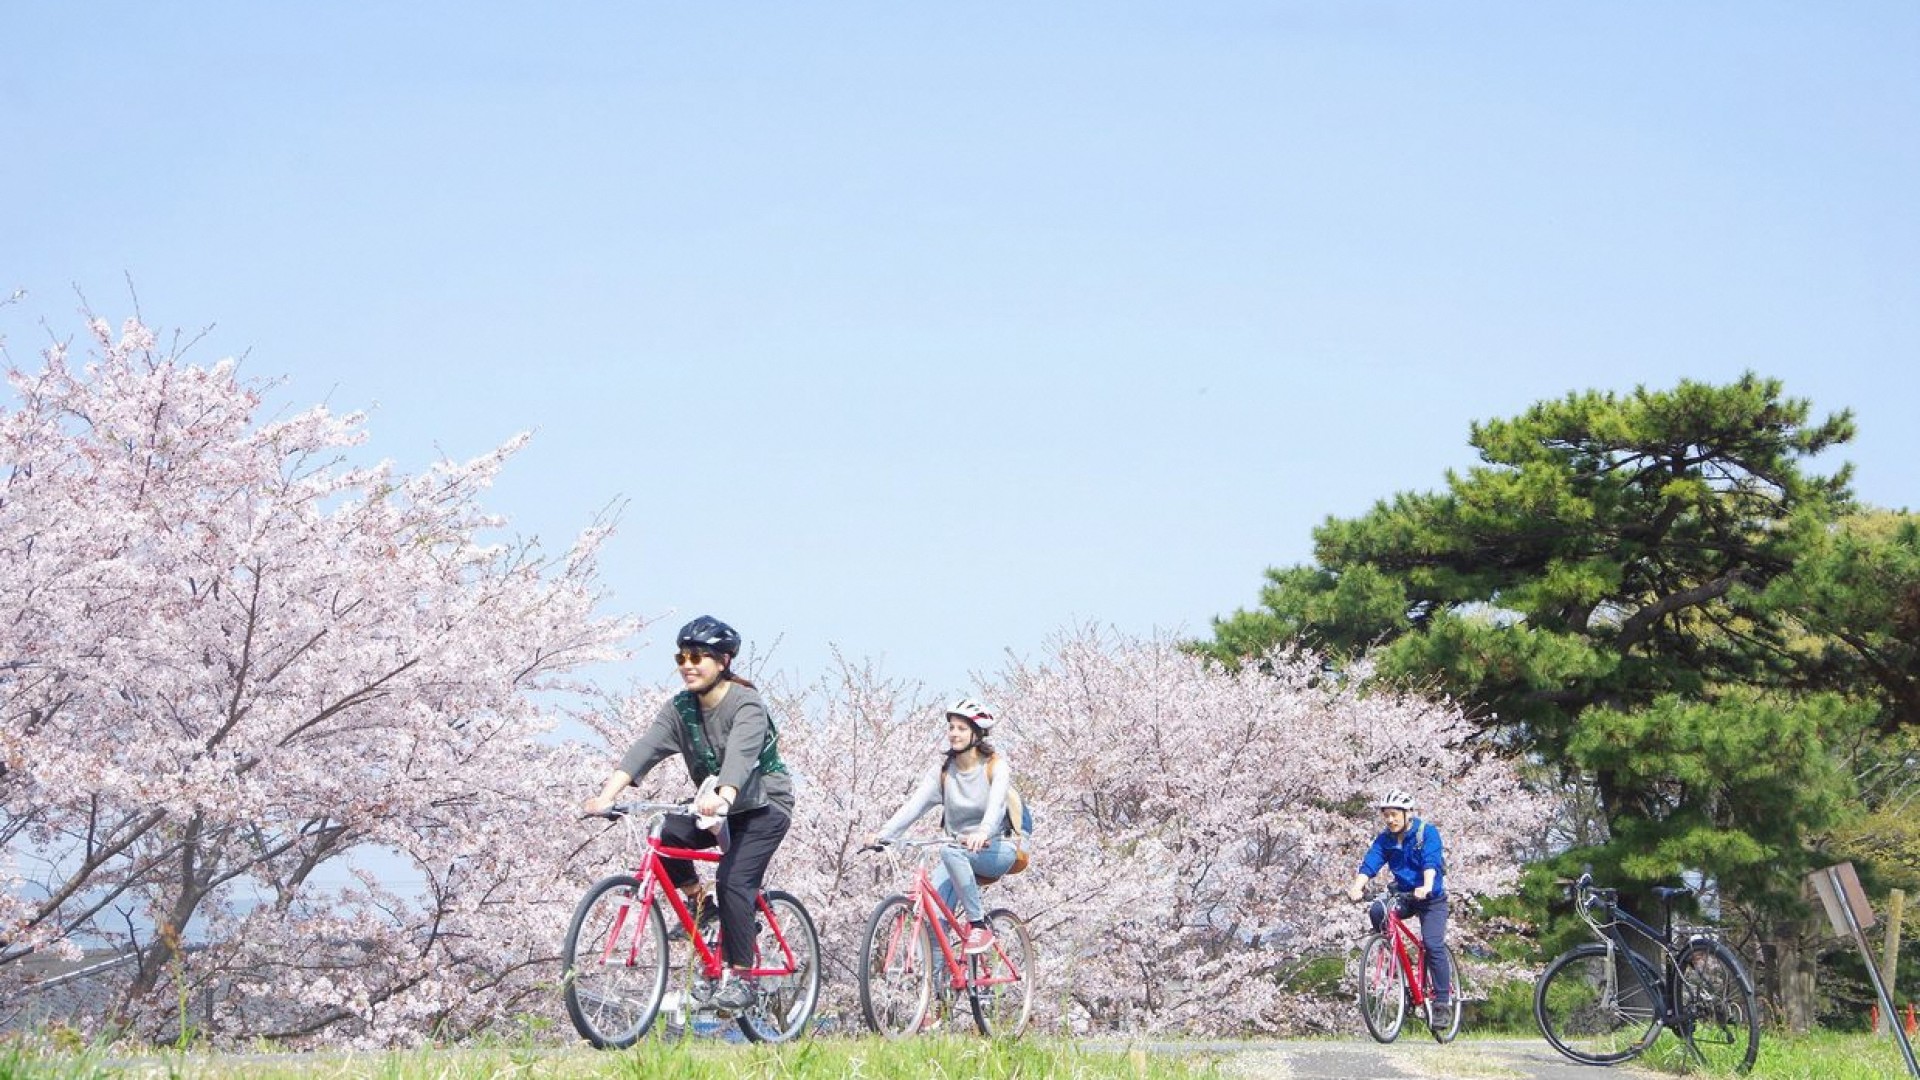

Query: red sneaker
[[962, 925, 996, 954]]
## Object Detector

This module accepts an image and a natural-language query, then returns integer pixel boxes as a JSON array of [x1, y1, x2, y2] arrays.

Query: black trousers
[[659, 804, 791, 969]]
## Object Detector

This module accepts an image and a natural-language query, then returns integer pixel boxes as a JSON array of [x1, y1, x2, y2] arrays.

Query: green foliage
[[1838, 800, 1920, 894], [1572, 689, 1868, 906], [1287, 952, 1348, 1000], [1209, 373, 1875, 927], [1469, 976, 1540, 1033], [1762, 511, 1920, 732], [0, 1038, 115, 1080]]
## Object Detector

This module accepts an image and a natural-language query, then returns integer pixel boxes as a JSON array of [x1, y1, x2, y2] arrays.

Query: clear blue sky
[[7, 3, 1918, 698]]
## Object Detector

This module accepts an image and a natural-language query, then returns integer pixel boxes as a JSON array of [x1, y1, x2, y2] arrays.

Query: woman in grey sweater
[[584, 616, 792, 1013], [868, 697, 1019, 954]]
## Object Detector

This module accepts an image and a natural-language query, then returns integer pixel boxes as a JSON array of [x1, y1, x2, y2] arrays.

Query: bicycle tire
[[968, 908, 1035, 1038], [1673, 938, 1759, 1074], [1359, 933, 1406, 1043], [859, 894, 935, 1037], [1429, 987, 1462, 1044], [734, 890, 821, 1043], [1534, 942, 1662, 1065], [561, 874, 669, 1048]]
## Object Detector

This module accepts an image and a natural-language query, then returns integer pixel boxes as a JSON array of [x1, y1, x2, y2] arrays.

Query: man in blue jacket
[[1347, 789, 1454, 1007]]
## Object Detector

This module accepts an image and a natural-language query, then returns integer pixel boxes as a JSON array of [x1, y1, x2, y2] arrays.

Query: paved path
[[1158, 1037, 1664, 1080]]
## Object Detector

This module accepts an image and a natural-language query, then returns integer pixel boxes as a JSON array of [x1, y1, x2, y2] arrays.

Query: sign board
[[1807, 861, 1877, 936]]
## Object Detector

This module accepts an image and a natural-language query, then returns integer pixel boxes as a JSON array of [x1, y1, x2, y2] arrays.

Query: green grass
[[0, 1035, 1224, 1080], [1690, 1029, 1911, 1079], [11, 1027, 1914, 1079], [1487, 1026, 1911, 1078]]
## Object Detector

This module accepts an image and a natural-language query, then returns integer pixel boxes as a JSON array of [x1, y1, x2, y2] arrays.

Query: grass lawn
[[0, 1034, 1224, 1079]]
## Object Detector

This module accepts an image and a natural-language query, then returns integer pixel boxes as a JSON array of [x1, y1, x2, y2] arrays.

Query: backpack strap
[[943, 754, 1022, 838], [1004, 783, 1028, 841], [1410, 818, 1440, 871]]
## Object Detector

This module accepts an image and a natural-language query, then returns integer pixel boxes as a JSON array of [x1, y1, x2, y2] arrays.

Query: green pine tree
[[1209, 373, 1882, 1025]]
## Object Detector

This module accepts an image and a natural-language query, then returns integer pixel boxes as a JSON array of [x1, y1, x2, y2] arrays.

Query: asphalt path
[[1158, 1037, 1665, 1079]]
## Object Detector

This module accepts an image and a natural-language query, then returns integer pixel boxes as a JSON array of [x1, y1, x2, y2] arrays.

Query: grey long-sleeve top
[[616, 685, 795, 814], [878, 754, 1012, 842]]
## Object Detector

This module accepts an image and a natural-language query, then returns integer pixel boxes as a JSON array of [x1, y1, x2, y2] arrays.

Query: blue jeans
[[933, 839, 1017, 922], [1369, 894, 1454, 1002]]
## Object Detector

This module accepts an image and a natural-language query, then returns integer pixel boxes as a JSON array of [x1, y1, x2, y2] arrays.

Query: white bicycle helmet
[[1377, 789, 1416, 810], [944, 696, 997, 731]]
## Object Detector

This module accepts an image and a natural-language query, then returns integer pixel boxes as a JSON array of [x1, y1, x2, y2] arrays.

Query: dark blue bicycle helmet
[[676, 616, 742, 658]]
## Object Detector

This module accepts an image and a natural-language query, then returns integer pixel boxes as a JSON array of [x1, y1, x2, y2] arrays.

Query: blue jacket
[[1358, 817, 1446, 899]]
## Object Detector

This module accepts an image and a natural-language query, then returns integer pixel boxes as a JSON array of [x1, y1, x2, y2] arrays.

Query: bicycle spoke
[[561, 875, 669, 1049], [968, 909, 1035, 1038], [735, 891, 821, 1043], [1675, 940, 1760, 1074], [1534, 943, 1660, 1066], [1358, 935, 1406, 1043], [859, 895, 935, 1037]]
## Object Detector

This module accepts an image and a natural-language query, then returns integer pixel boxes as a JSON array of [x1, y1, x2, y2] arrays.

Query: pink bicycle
[[561, 801, 820, 1047], [857, 837, 1036, 1037]]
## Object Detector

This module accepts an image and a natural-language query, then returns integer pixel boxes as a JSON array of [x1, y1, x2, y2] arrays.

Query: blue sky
[[6, 3, 1917, 699]]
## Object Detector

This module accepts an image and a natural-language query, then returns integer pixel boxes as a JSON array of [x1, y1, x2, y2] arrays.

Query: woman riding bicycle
[[583, 616, 793, 1013], [1346, 789, 1454, 1010], [866, 697, 1020, 955]]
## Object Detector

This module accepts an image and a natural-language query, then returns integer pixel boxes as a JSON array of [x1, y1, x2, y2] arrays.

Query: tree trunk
[[1761, 917, 1821, 1034]]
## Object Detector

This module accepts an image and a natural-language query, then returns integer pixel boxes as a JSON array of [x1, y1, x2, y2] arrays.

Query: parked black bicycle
[[1534, 870, 1759, 1074]]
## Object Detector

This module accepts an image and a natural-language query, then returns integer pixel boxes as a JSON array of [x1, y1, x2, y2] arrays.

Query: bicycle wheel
[[859, 894, 935, 1037], [1431, 997, 1462, 1043], [1428, 957, 1466, 1045], [1534, 942, 1662, 1065], [1358, 934, 1405, 1043], [735, 890, 820, 1043], [561, 874, 669, 1048], [1674, 938, 1759, 1074], [657, 905, 718, 1039], [968, 908, 1035, 1038]]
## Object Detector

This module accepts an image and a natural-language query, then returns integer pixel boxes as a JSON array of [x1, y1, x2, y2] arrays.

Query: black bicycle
[[1534, 871, 1759, 1074]]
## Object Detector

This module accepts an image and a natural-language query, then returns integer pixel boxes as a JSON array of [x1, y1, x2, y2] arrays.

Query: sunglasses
[[674, 650, 722, 666]]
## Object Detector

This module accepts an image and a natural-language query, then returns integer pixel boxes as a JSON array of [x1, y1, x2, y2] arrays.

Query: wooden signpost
[[1809, 862, 1918, 1076]]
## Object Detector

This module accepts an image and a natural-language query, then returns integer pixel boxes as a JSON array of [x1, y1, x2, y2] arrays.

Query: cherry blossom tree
[[1, 314, 637, 1045], [4, 312, 1549, 1045], [970, 627, 1549, 1034]]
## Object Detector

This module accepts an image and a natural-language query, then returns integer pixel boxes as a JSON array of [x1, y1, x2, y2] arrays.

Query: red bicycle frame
[[1380, 900, 1435, 1007], [880, 844, 1024, 994], [605, 823, 801, 982]]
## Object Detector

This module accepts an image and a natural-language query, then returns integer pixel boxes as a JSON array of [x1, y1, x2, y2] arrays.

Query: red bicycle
[[561, 801, 821, 1047], [857, 837, 1036, 1037], [1358, 884, 1461, 1043]]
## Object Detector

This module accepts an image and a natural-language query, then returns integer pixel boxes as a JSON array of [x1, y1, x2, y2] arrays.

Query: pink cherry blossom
[[3, 315, 1551, 1045]]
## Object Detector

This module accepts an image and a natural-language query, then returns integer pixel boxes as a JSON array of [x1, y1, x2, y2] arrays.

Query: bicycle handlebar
[[1357, 881, 1432, 903], [859, 836, 974, 856], [581, 800, 696, 821]]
